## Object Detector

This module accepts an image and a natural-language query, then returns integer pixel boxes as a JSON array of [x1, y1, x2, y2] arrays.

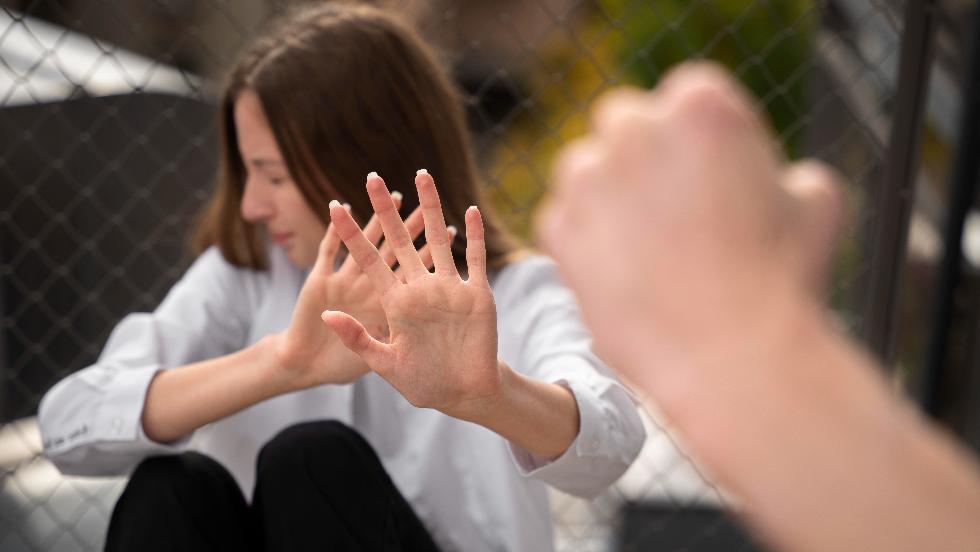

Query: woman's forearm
[[141, 335, 297, 443], [458, 361, 580, 459]]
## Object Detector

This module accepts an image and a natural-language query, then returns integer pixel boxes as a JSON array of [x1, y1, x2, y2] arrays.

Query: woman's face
[[234, 88, 327, 269]]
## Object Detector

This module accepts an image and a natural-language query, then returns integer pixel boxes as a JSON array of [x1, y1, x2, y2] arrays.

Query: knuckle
[[353, 249, 378, 268], [553, 138, 603, 192], [661, 61, 733, 93], [353, 329, 371, 349], [595, 98, 649, 138], [674, 83, 732, 116], [669, 84, 753, 141], [791, 159, 843, 188], [390, 233, 413, 248], [425, 232, 449, 247], [592, 86, 648, 127]]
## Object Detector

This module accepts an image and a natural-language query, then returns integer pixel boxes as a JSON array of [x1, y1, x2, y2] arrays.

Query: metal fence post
[[920, 7, 980, 417], [861, 0, 938, 367]]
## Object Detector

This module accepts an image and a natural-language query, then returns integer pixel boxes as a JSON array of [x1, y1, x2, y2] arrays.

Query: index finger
[[367, 173, 429, 281], [329, 200, 400, 294]]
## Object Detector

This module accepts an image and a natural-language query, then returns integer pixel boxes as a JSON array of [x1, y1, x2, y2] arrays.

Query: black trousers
[[105, 420, 441, 551]]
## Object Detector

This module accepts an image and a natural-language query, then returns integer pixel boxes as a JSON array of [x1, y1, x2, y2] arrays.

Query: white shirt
[[38, 246, 645, 552]]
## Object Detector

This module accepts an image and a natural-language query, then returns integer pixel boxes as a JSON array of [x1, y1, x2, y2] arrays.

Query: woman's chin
[[284, 245, 316, 270]]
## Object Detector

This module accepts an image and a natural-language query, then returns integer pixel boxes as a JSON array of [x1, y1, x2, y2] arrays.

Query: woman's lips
[[271, 232, 293, 245]]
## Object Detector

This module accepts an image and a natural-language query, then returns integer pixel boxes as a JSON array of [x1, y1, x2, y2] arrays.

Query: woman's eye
[[269, 176, 288, 186]]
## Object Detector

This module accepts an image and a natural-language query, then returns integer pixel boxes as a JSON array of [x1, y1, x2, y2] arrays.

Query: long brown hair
[[192, 2, 519, 270]]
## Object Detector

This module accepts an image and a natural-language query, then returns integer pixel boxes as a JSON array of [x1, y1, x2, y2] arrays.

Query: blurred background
[[1, 0, 979, 550]]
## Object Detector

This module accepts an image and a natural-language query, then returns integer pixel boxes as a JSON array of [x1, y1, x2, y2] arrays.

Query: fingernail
[[367, 171, 379, 179], [391, 191, 403, 201], [416, 168, 428, 175], [343, 202, 352, 212], [320, 310, 331, 320], [468, 205, 478, 211], [329, 200, 341, 209], [447, 225, 457, 236]]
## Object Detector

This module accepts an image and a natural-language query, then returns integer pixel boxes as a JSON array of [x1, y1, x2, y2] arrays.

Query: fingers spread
[[416, 170, 459, 276], [379, 204, 425, 270], [367, 173, 428, 280], [363, 191, 401, 247], [397, 225, 453, 283], [312, 222, 342, 276], [341, 192, 402, 275], [329, 199, 399, 293]]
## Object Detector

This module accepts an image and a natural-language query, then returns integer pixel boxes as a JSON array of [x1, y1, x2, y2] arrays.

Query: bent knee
[[257, 420, 370, 477], [127, 452, 235, 497]]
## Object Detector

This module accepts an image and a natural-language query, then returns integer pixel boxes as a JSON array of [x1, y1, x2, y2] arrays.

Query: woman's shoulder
[[181, 245, 288, 296], [187, 245, 255, 280], [506, 250, 556, 272], [491, 251, 576, 309], [159, 244, 301, 327], [191, 244, 299, 276]]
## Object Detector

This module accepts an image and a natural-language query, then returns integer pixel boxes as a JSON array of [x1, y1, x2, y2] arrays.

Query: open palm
[[276, 195, 433, 388], [322, 171, 500, 417]]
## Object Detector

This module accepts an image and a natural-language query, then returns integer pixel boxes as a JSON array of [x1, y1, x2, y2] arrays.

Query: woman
[[37, 4, 645, 551]]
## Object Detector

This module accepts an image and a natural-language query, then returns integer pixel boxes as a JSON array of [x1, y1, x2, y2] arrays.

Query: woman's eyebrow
[[249, 158, 285, 169]]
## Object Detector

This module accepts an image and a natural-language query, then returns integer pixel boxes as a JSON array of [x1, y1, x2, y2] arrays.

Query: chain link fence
[[1, 0, 970, 550]]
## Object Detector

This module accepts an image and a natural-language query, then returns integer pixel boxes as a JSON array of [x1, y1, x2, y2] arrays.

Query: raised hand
[[275, 193, 444, 389], [536, 63, 842, 384], [321, 171, 500, 420]]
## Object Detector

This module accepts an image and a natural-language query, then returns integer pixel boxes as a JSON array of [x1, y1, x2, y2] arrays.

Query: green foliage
[[598, 0, 816, 154], [487, 1, 818, 242]]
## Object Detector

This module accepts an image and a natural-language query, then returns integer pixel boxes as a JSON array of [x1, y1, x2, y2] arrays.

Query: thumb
[[320, 310, 389, 367], [781, 160, 845, 297]]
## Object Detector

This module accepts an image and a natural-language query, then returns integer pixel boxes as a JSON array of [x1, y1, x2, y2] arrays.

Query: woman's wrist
[[256, 333, 311, 396], [439, 359, 511, 424], [448, 361, 579, 459], [142, 335, 301, 443]]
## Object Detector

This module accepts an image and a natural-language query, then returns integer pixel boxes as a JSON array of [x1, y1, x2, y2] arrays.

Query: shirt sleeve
[[37, 247, 263, 476], [496, 256, 646, 498]]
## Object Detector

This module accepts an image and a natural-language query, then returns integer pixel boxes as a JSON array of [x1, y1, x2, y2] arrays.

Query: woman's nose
[[240, 178, 274, 222]]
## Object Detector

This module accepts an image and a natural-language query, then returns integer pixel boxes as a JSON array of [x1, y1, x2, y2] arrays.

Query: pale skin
[[322, 171, 579, 457], [537, 61, 980, 552], [141, 89, 579, 461], [142, 89, 436, 442]]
